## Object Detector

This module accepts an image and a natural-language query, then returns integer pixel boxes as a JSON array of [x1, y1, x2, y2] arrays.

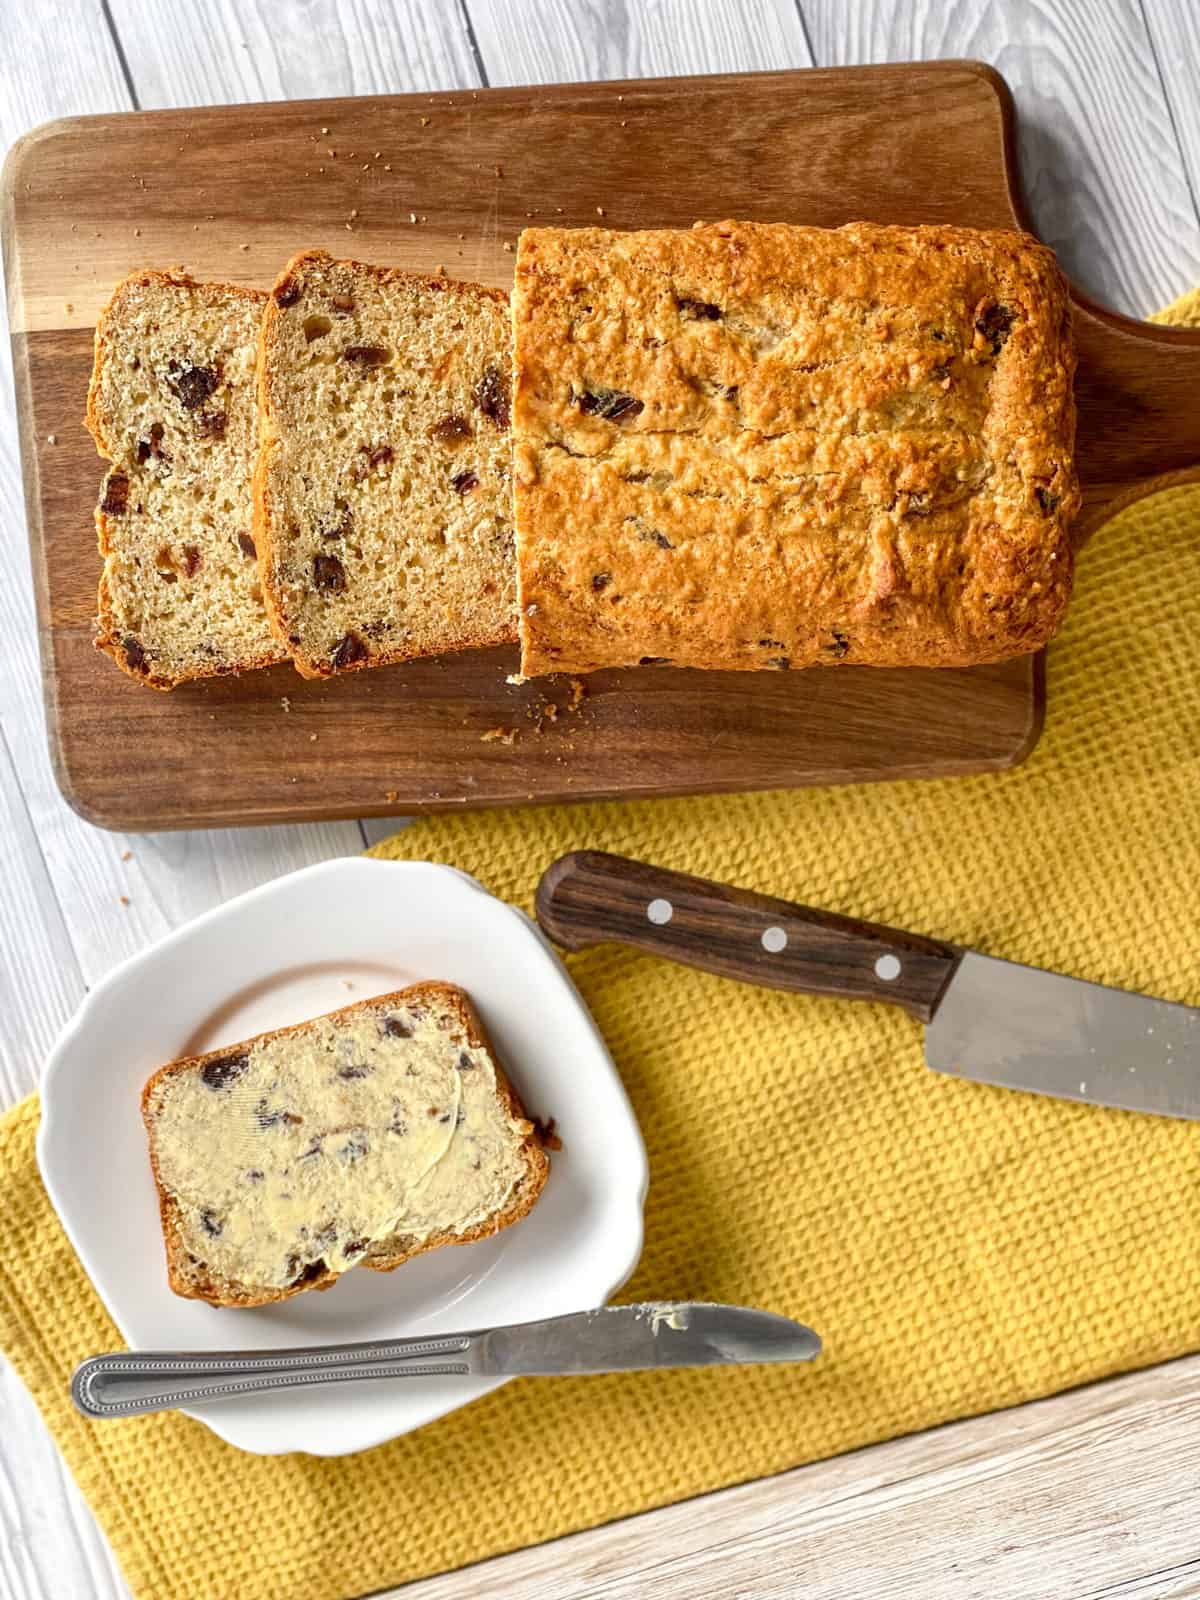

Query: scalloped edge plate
[[38, 857, 647, 1455]]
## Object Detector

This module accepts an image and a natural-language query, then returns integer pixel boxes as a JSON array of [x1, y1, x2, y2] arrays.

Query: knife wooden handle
[[535, 852, 962, 1023]]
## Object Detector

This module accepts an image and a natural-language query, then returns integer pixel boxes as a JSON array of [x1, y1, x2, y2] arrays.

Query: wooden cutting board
[[4, 62, 1198, 832]]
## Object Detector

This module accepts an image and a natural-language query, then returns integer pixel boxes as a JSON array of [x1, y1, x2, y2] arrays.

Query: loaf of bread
[[511, 221, 1080, 676], [86, 270, 285, 688], [254, 250, 517, 678], [142, 982, 549, 1307]]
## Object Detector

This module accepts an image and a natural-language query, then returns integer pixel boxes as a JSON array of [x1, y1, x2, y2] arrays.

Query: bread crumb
[[342, 979, 355, 990], [532, 1115, 563, 1151], [121, 849, 132, 861], [309, 732, 318, 741], [65, 301, 74, 313], [481, 726, 520, 745], [410, 212, 418, 223], [281, 696, 291, 712], [119, 895, 130, 907], [436, 263, 446, 275], [494, 163, 503, 177], [46, 433, 57, 445], [569, 677, 586, 710], [596, 206, 605, 216], [502, 241, 513, 252], [239, 242, 249, 251], [384, 164, 392, 171], [321, 126, 330, 134], [385, 789, 398, 803], [420, 117, 430, 126]]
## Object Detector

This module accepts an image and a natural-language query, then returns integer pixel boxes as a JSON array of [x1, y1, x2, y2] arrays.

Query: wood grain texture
[[394, 1350, 1200, 1600], [802, 0, 1200, 318], [467, 0, 813, 82], [6, 63, 1087, 833], [534, 851, 961, 1020], [0, 728, 83, 1105], [396, 1350, 1200, 1600], [109, 0, 481, 106], [1143, 0, 1200, 280]]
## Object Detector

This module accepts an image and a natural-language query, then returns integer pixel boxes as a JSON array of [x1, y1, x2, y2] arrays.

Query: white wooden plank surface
[[0, 729, 83, 1106], [398, 1352, 1200, 1600], [1143, 0, 1200, 298], [2, 4, 1200, 1600], [467, 0, 813, 83], [108, 0, 482, 106], [802, 0, 1200, 318]]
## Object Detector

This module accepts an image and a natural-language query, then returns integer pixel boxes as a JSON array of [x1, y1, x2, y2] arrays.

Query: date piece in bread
[[254, 250, 517, 678], [512, 221, 1080, 676], [86, 271, 284, 689], [142, 982, 549, 1307]]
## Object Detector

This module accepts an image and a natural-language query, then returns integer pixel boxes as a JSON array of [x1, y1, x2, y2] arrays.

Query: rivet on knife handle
[[535, 851, 962, 1022]]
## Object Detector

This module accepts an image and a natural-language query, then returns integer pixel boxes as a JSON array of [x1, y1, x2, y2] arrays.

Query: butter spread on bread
[[142, 983, 549, 1306]]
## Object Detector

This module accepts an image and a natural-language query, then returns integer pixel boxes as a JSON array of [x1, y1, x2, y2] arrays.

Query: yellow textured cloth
[[0, 294, 1197, 1600]]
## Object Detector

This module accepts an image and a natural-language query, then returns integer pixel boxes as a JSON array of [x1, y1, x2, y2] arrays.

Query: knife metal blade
[[72, 1303, 822, 1418], [534, 851, 1200, 1121], [924, 949, 1200, 1118], [471, 1301, 822, 1375]]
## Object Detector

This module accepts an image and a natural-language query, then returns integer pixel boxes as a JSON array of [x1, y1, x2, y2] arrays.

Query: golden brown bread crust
[[254, 250, 518, 680], [141, 981, 550, 1308], [86, 269, 284, 690], [512, 221, 1080, 676]]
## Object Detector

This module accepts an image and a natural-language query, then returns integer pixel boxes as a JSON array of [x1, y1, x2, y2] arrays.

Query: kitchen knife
[[535, 851, 1200, 1121], [72, 1303, 821, 1418]]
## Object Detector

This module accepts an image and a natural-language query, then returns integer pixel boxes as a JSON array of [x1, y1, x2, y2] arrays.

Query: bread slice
[[86, 270, 286, 689], [141, 982, 550, 1308], [254, 250, 517, 678]]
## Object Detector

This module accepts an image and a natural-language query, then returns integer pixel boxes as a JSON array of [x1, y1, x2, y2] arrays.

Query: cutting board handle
[[1069, 290, 1200, 541], [535, 851, 963, 1022]]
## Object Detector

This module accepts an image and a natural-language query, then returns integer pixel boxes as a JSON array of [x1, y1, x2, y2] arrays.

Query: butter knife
[[72, 1302, 821, 1419], [535, 851, 1200, 1120]]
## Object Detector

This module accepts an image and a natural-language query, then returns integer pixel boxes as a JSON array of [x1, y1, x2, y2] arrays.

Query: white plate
[[38, 858, 647, 1456]]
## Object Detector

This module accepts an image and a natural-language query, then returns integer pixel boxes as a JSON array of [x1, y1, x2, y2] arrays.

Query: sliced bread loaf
[[86, 270, 285, 689], [254, 250, 517, 678], [141, 982, 550, 1307]]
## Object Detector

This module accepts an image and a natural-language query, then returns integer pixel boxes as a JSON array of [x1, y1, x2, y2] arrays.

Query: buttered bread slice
[[254, 250, 517, 678], [142, 983, 549, 1307]]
